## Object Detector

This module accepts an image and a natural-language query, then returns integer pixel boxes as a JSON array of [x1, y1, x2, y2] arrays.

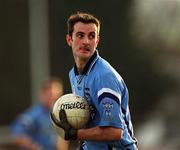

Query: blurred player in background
[[52, 12, 138, 150], [10, 77, 69, 150]]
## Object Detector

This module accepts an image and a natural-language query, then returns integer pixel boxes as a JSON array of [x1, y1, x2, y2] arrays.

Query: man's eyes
[[89, 34, 95, 39], [76, 33, 96, 39], [76, 34, 83, 38]]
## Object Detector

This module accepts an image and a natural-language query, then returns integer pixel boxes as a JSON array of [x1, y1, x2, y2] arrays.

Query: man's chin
[[78, 51, 90, 57], [78, 54, 91, 60]]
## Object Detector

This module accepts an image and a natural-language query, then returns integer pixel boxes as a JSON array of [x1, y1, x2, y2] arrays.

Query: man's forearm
[[77, 126, 122, 141], [12, 136, 41, 150]]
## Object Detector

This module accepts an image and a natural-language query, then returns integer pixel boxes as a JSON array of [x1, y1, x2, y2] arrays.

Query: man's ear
[[95, 35, 100, 47], [66, 34, 72, 46], [97, 35, 100, 44]]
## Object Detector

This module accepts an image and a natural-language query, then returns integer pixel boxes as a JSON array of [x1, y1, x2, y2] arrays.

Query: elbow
[[118, 129, 123, 140], [112, 128, 123, 140], [110, 128, 123, 140]]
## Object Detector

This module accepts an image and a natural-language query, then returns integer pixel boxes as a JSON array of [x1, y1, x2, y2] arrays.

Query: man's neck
[[75, 58, 88, 74], [76, 62, 86, 74]]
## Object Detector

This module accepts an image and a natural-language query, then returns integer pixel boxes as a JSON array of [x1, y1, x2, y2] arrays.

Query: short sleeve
[[95, 72, 125, 129]]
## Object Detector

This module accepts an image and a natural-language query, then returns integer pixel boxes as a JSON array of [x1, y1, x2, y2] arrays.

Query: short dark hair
[[67, 11, 100, 37]]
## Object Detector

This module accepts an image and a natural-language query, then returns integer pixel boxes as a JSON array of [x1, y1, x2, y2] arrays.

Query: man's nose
[[83, 36, 90, 44]]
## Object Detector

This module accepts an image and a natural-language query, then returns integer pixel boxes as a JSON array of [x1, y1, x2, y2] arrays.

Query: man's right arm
[[77, 126, 123, 141]]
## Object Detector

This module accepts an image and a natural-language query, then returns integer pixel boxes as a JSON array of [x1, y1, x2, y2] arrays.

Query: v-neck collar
[[74, 50, 99, 76]]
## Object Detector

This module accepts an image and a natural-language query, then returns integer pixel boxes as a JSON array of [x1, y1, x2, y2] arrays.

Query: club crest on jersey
[[102, 100, 114, 118]]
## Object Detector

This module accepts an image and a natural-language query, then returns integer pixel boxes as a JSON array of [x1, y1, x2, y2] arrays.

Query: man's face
[[40, 83, 63, 109], [66, 22, 99, 61]]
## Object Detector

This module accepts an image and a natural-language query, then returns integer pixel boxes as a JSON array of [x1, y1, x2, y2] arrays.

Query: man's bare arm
[[77, 126, 122, 141]]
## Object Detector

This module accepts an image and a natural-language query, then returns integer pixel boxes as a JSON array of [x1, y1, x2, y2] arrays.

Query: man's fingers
[[50, 112, 62, 127], [59, 109, 68, 123]]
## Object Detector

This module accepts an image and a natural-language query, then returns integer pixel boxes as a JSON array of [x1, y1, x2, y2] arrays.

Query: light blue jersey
[[11, 104, 57, 150], [69, 50, 137, 150]]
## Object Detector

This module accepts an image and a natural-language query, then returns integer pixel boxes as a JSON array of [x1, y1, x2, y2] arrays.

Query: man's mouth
[[80, 47, 90, 52]]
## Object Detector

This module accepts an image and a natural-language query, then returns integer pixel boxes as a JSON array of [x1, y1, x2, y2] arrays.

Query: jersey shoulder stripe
[[97, 88, 121, 105], [98, 92, 120, 105]]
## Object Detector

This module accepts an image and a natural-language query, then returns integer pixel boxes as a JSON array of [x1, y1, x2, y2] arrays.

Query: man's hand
[[50, 109, 77, 140]]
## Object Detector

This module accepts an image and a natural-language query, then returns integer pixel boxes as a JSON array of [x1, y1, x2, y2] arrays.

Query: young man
[[52, 12, 137, 150], [11, 77, 69, 150]]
